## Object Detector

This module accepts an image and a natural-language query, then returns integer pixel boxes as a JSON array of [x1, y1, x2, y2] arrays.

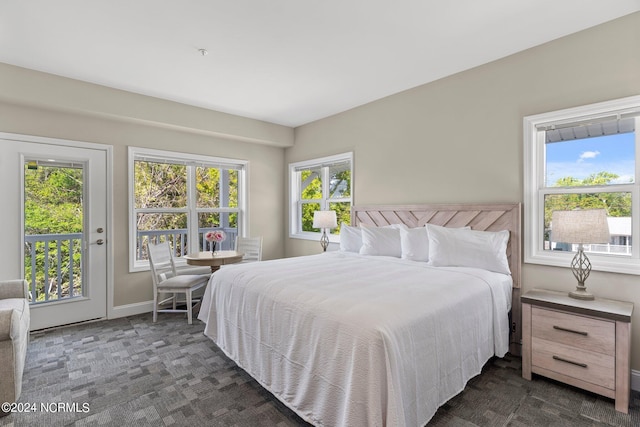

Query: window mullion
[[543, 185, 632, 195], [321, 166, 330, 210], [536, 130, 547, 189], [197, 207, 240, 213], [135, 207, 189, 214], [220, 169, 229, 230], [630, 185, 640, 259], [186, 165, 198, 254]]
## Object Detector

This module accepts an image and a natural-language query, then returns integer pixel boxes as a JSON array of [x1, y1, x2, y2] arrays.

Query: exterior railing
[[24, 233, 83, 304], [583, 243, 632, 255], [136, 227, 238, 260], [25, 227, 237, 305], [550, 242, 632, 255]]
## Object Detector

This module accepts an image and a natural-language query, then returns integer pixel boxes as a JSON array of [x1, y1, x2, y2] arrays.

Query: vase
[[211, 241, 217, 255]]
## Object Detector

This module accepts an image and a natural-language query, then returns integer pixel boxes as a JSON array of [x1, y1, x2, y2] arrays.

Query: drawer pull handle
[[553, 325, 588, 336], [552, 355, 587, 368]]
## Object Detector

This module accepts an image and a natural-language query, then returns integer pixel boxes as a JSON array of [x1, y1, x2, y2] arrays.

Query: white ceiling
[[1, 1, 639, 127]]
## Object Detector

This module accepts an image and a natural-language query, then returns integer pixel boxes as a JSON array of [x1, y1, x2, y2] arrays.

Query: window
[[129, 147, 247, 271], [524, 95, 640, 274], [289, 152, 353, 242]]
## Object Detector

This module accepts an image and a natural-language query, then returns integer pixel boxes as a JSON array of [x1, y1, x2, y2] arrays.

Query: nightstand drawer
[[532, 337, 615, 389], [531, 306, 614, 356]]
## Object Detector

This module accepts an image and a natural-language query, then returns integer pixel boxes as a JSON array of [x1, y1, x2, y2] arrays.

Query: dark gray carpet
[[2, 313, 638, 426]]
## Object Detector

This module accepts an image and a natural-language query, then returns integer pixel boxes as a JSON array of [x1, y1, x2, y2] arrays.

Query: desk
[[184, 250, 244, 273]]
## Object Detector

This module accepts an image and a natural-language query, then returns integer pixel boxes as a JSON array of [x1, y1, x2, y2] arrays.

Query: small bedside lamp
[[551, 209, 610, 300], [313, 210, 337, 252]]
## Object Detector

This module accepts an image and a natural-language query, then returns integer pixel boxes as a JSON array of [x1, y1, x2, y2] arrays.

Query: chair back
[[235, 236, 263, 262], [148, 241, 177, 287]]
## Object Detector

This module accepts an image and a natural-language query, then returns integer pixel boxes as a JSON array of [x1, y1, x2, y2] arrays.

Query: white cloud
[[578, 151, 600, 162]]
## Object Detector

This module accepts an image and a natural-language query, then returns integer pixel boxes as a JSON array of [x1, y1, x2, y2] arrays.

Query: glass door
[[0, 134, 108, 330]]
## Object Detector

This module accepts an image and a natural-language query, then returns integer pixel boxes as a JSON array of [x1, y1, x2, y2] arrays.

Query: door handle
[[96, 239, 104, 245]]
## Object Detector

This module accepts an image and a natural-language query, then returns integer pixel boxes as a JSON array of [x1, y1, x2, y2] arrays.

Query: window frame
[[524, 95, 640, 275], [128, 147, 248, 272], [289, 152, 353, 243]]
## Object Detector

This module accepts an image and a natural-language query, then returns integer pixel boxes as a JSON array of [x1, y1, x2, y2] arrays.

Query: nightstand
[[521, 289, 633, 413]]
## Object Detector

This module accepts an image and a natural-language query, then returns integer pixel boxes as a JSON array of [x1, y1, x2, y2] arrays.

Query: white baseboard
[[632, 369, 640, 392], [109, 300, 153, 319]]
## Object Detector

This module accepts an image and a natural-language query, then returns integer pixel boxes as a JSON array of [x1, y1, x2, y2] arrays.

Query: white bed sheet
[[199, 252, 512, 427]]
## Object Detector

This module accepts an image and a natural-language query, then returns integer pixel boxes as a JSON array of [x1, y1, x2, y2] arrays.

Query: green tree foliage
[[134, 161, 188, 232], [545, 171, 632, 230], [196, 167, 238, 230], [196, 167, 238, 209], [25, 165, 83, 234], [300, 168, 351, 234], [330, 169, 352, 234], [134, 161, 237, 255], [196, 166, 221, 208], [24, 165, 84, 301], [134, 162, 238, 233]]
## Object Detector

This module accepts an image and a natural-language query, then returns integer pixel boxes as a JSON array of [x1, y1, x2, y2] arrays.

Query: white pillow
[[359, 226, 403, 257], [426, 224, 511, 274], [400, 225, 471, 262], [339, 223, 362, 253], [400, 227, 430, 262]]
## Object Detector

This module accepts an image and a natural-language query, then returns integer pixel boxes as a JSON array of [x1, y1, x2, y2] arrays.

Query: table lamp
[[551, 209, 610, 300], [313, 210, 337, 252]]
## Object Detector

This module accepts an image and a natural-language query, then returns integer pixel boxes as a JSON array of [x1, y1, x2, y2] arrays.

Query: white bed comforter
[[199, 252, 512, 427]]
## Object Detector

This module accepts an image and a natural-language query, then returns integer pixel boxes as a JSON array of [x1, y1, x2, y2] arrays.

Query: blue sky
[[546, 132, 635, 186]]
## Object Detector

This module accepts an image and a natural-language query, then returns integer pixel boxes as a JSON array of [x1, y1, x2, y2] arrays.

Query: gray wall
[[286, 13, 640, 369], [0, 63, 290, 308]]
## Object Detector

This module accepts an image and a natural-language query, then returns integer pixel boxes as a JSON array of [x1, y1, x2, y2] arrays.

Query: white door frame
[[0, 132, 113, 329]]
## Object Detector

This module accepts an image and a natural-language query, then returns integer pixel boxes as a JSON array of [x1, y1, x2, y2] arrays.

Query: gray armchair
[[0, 280, 30, 415]]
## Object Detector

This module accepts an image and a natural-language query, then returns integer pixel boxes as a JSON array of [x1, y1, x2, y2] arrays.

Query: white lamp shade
[[313, 210, 337, 229], [551, 209, 610, 244]]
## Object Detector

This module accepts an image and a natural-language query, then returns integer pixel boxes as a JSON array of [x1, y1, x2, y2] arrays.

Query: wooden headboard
[[352, 203, 522, 355]]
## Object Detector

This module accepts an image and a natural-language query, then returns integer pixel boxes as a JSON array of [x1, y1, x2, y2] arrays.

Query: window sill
[[525, 251, 640, 276], [129, 258, 190, 273], [289, 232, 340, 244]]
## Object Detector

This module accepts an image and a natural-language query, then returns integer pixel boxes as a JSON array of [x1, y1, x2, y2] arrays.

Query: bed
[[199, 203, 521, 426]]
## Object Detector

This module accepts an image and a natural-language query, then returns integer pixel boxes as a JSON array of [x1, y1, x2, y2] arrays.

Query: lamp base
[[319, 230, 329, 252], [568, 247, 594, 300], [569, 287, 594, 301]]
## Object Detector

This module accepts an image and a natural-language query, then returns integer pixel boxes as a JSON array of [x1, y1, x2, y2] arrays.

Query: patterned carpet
[[1, 313, 638, 427]]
